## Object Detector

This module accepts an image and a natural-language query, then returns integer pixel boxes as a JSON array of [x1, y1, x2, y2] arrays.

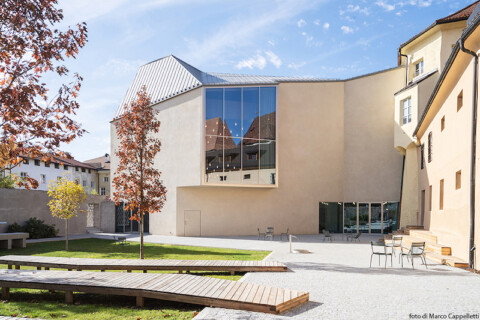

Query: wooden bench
[[0, 255, 288, 275], [0, 233, 29, 250], [0, 269, 309, 314]]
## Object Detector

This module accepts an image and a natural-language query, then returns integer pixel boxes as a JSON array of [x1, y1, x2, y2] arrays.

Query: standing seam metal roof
[[114, 55, 321, 118]]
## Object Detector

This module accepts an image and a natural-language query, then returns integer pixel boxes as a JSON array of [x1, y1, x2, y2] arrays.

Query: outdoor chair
[[257, 228, 266, 240], [370, 241, 393, 268], [280, 228, 290, 241], [347, 232, 362, 242], [400, 241, 427, 269], [385, 235, 402, 257], [322, 229, 334, 242], [265, 227, 274, 240], [114, 236, 127, 245]]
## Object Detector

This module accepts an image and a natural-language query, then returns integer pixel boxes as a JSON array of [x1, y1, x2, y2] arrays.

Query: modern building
[[84, 154, 111, 196], [112, 1, 480, 268]]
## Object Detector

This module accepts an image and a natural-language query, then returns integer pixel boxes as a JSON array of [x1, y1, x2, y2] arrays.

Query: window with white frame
[[414, 60, 424, 77], [82, 180, 87, 187], [402, 97, 412, 125], [100, 187, 106, 195], [103, 176, 109, 183], [20, 172, 27, 179], [40, 174, 46, 184]]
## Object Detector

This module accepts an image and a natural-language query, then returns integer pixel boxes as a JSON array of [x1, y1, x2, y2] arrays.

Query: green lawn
[[0, 238, 270, 320]]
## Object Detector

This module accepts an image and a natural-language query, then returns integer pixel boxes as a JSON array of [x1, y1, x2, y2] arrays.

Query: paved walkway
[[136, 234, 480, 320]]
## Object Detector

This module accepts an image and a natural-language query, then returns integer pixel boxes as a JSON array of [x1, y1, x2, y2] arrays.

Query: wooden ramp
[[0, 255, 287, 274], [0, 269, 308, 314]]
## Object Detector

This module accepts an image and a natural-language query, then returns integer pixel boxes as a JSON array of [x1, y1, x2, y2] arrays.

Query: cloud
[[265, 51, 282, 68], [346, 4, 370, 15], [288, 62, 307, 70], [236, 51, 282, 69], [341, 25, 354, 34], [297, 19, 307, 27], [313, 19, 320, 25], [93, 58, 145, 77], [268, 40, 276, 46], [375, 0, 395, 11], [323, 22, 330, 29], [375, 0, 433, 12]]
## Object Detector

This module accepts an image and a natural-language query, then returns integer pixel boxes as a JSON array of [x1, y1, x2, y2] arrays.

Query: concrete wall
[[0, 188, 111, 236]]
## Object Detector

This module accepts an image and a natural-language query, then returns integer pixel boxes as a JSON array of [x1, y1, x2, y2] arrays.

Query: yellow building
[[111, 1, 480, 269]]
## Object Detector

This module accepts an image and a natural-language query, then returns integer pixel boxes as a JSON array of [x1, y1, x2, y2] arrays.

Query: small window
[[244, 174, 251, 180], [34, 160, 40, 166], [20, 172, 27, 179], [439, 179, 444, 210], [456, 171, 461, 190], [75, 167, 79, 172], [220, 176, 227, 181], [54, 163, 59, 169], [22, 158, 29, 165], [45, 162, 50, 167], [457, 90, 463, 111], [82, 168, 85, 173], [103, 176, 109, 183], [64, 165, 68, 170], [88, 169, 91, 174], [101, 188, 106, 196], [441, 116, 445, 131], [91, 181, 94, 188], [429, 185, 432, 211], [401, 98, 412, 125], [247, 153, 258, 160], [414, 60, 424, 77], [428, 132, 433, 163], [420, 144, 425, 170], [82, 180, 87, 187], [40, 174, 46, 184]]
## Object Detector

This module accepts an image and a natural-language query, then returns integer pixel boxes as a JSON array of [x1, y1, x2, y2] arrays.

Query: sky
[[51, 0, 475, 161]]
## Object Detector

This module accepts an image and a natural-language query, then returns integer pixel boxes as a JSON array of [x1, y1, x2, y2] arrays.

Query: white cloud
[[341, 25, 354, 34], [375, 0, 433, 12], [323, 22, 330, 29], [93, 58, 145, 77], [297, 19, 307, 27], [236, 54, 267, 70], [375, 0, 395, 11], [313, 19, 320, 25], [265, 51, 282, 68], [288, 62, 307, 70], [268, 40, 276, 46]]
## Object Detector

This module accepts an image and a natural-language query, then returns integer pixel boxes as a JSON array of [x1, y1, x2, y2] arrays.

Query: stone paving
[[135, 233, 480, 320]]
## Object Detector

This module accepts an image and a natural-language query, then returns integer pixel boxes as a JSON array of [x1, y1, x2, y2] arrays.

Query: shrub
[[0, 175, 16, 189], [8, 218, 58, 239]]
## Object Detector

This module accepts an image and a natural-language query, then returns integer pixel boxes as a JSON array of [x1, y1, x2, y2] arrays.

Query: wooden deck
[[0, 269, 308, 314], [0, 255, 287, 274]]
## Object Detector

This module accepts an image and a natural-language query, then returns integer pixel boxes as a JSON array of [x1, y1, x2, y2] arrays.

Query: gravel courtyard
[[134, 233, 480, 320]]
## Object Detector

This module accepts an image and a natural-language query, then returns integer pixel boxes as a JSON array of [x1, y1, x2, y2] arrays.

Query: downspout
[[399, 48, 409, 86], [460, 38, 478, 270]]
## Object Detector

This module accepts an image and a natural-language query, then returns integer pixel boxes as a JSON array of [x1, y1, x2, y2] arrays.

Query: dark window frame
[[428, 132, 433, 163], [420, 144, 425, 169]]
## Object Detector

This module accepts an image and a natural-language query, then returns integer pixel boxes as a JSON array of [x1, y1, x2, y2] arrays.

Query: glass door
[[358, 203, 369, 233], [370, 203, 382, 233], [319, 202, 343, 233], [344, 203, 357, 233]]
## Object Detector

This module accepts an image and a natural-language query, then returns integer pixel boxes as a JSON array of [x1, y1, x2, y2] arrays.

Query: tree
[[47, 175, 86, 250], [112, 86, 167, 259], [0, 0, 88, 189]]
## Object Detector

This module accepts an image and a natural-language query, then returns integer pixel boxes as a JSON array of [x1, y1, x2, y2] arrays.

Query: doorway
[[184, 210, 201, 237]]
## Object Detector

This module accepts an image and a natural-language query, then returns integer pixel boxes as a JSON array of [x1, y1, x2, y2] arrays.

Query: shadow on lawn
[[0, 239, 258, 259]]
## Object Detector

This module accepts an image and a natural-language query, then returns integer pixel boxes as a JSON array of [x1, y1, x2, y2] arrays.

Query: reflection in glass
[[224, 137, 241, 184], [260, 87, 276, 140], [205, 88, 223, 136], [383, 202, 399, 233], [344, 203, 357, 233], [370, 203, 382, 233], [243, 87, 259, 139], [259, 140, 275, 185], [225, 88, 241, 138], [205, 135, 223, 183], [242, 139, 259, 184], [319, 202, 343, 233], [358, 203, 369, 233]]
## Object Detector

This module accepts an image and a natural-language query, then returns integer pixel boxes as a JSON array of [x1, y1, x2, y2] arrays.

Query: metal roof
[[114, 55, 322, 118]]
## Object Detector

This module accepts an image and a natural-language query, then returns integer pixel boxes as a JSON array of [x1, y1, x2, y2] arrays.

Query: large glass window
[[370, 203, 382, 233], [358, 203, 369, 233], [383, 202, 399, 233], [344, 203, 357, 233], [205, 87, 277, 185], [402, 97, 411, 125], [319, 202, 343, 233]]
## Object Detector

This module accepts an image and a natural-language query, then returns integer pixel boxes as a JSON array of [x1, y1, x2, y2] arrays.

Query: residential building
[[111, 1, 480, 269], [84, 154, 111, 196]]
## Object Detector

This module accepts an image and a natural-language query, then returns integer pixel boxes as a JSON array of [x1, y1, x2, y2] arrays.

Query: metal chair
[[347, 232, 362, 242], [400, 242, 427, 269], [322, 229, 333, 242], [257, 228, 266, 240], [280, 228, 290, 241], [385, 235, 402, 257], [370, 241, 393, 268], [265, 227, 274, 240]]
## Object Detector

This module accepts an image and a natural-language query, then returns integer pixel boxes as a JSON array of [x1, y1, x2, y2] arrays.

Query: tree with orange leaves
[[0, 0, 88, 189], [112, 86, 167, 259]]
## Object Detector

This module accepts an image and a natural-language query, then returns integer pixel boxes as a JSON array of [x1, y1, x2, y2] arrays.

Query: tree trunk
[[140, 214, 144, 259], [65, 219, 69, 251]]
